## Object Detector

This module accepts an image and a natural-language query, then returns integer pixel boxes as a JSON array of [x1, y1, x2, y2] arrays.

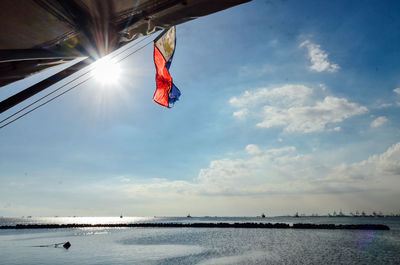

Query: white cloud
[[376, 103, 392, 109], [370, 116, 388, 128], [300, 40, 339, 73], [258, 96, 367, 133], [125, 142, 400, 204], [117, 176, 131, 183], [14, 143, 400, 215], [325, 142, 400, 183], [230, 84, 312, 108], [231, 84, 367, 133], [394, 88, 400, 95], [233, 108, 248, 119], [246, 144, 261, 155]]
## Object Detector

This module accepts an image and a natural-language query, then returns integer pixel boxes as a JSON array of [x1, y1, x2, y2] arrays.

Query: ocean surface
[[1, 216, 399, 265]]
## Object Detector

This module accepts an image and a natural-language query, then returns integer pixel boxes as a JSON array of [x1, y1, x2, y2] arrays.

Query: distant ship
[[361, 211, 366, 217], [337, 210, 345, 217], [373, 211, 384, 218], [294, 212, 300, 218], [187, 214, 192, 218], [261, 213, 266, 218], [120, 214, 123, 218], [328, 210, 346, 217]]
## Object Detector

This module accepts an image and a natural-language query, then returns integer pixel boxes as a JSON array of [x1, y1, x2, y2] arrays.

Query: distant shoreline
[[0, 223, 390, 230]]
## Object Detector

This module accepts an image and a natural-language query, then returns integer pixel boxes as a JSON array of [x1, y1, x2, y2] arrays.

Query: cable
[[0, 34, 153, 125], [0, 35, 154, 127], [0, 37, 154, 129], [0, 37, 155, 129]]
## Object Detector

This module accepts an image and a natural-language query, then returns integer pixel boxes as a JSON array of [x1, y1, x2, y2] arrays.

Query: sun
[[92, 57, 122, 85]]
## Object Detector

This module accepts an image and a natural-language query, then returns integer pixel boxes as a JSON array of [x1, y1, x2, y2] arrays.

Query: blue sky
[[1, 0, 400, 217]]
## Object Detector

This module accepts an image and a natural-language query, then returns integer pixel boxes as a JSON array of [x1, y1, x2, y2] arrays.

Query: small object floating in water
[[261, 213, 266, 218], [33, 241, 71, 249], [187, 214, 191, 218], [120, 214, 123, 218], [63, 242, 71, 249]]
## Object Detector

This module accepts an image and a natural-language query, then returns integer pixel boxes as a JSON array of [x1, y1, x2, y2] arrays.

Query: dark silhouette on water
[[63, 241, 71, 249], [2, 223, 389, 230], [32, 241, 71, 249]]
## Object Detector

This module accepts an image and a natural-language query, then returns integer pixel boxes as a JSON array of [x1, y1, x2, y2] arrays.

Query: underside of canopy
[[0, 0, 250, 88]]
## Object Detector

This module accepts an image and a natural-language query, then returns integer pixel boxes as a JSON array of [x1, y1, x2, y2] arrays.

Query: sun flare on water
[[92, 57, 122, 85]]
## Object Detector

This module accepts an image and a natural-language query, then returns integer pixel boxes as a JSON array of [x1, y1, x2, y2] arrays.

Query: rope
[[0, 36, 154, 129]]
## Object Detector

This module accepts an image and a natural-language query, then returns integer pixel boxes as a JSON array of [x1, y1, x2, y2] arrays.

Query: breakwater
[[0, 223, 390, 230]]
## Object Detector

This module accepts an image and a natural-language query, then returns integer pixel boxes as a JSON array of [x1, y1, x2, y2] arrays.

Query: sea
[[0, 216, 399, 265]]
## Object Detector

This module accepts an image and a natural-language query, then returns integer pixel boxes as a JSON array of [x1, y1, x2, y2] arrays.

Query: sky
[[1, 0, 400, 217]]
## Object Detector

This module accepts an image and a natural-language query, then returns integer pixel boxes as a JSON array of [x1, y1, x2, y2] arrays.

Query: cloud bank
[[125, 142, 400, 200]]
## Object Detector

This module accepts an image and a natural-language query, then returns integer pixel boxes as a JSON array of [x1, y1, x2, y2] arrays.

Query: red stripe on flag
[[153, 45, 172, 107]]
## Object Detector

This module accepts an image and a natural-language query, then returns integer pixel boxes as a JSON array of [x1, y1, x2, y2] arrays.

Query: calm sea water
[[1, 216, 399, 265]]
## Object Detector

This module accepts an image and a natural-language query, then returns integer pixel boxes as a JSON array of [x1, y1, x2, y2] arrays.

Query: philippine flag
[[153, 26, 181, 108]]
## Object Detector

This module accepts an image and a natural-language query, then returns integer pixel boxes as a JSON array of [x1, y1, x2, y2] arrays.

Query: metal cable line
[[0, 36, 155, 129], [0, 35, 154, 128]]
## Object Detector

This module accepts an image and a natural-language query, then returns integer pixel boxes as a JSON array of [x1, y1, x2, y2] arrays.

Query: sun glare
[[92, 57, 122, 85]]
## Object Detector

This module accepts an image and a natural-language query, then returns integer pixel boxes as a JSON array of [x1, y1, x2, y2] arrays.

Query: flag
[[153, 26, 181, 108]]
